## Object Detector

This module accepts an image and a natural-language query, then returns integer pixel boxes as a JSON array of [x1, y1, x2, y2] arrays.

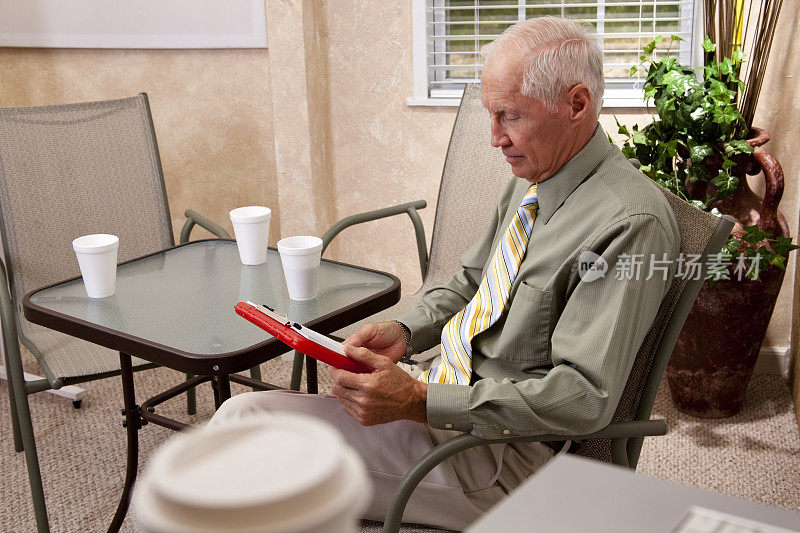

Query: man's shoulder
[[581, 146, 678, 238]]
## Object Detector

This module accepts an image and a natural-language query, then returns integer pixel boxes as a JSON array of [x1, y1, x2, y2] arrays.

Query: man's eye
[[505, 115, 520, 121]]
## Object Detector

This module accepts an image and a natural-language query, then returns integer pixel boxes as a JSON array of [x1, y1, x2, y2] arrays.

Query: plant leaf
[[615, 116, 631, 137], [689, 144, 713, 163], [711, 170, 739, 194], [727, 139, 754, 155], [643, 38, 660, 55]]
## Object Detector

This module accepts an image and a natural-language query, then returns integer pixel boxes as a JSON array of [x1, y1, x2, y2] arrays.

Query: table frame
[[22, 239, 401, 533]]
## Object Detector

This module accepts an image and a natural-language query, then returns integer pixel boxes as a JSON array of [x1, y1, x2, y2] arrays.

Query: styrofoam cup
[[72, 234, 119, 298], [277, 236, 323, 301], [133, 415, 371, 533], [230, 206, 271, 265]]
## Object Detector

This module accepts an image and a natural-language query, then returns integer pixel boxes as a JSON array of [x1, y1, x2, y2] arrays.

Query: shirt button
[[502, 429, 510, 435], [444, 423, 453, 429]]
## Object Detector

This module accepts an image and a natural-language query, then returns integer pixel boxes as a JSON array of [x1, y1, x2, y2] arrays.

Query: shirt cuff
[[396, 308, 443, 353], [426, 383, 471, 432]]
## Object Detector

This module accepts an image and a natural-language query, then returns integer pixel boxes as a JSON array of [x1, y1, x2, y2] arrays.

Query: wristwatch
[[393, 320, 418, 365]]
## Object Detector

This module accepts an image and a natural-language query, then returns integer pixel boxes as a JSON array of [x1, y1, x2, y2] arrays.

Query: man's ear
[[566, 84, 592, 122]]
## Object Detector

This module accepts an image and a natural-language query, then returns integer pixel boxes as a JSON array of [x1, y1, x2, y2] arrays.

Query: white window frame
[[407, 0, 703, 108]]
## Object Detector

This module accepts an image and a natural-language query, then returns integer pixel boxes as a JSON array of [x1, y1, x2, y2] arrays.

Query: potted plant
[[615, 29, 796, 417]]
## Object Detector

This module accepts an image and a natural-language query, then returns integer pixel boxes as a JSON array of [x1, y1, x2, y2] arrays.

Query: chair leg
[[185, 373, 196, 415], [5, 359, 50, 531], [4, 363, 24, 452], [611, 438, 630, 468], [290, 351, 303, 391], [2, 334, 25, 451], [248, 364, 262, 389]]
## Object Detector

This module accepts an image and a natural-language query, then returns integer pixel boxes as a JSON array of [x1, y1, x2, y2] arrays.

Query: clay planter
[[666, 128, 791, 418]]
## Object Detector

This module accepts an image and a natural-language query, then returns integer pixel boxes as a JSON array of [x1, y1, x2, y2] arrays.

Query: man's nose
[[490, 117, 509, 147]]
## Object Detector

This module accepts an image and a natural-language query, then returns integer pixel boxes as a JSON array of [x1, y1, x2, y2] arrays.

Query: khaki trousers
[[209, 390, 553, 531]]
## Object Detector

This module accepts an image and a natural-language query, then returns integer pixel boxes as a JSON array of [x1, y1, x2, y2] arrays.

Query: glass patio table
[[22, 238, 400, 533]]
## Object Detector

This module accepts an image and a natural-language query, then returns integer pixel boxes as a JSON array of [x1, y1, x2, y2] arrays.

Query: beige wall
[[0, 48, 279, 244], [1, 2, 798, 418], [313, 0, 800, 353]]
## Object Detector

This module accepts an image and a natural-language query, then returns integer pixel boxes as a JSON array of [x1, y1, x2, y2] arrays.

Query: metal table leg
[[211, 374, 233, 410], [290, 351, 303, 391], [107, 353, 141, 533], [305, 355, 318, 394]]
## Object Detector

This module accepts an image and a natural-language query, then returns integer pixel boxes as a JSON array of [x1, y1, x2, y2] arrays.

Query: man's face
[[480, 49, 574, 183]]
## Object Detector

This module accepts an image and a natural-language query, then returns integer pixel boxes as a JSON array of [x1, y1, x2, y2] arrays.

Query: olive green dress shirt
[[398, 125, 680, 439]]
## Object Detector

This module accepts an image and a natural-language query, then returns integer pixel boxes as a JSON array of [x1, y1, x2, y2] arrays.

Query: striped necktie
[[420, 184, 539, 385]]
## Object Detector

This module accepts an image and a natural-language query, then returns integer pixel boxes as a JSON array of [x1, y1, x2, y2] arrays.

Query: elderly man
[[211, 16, 678, 531]]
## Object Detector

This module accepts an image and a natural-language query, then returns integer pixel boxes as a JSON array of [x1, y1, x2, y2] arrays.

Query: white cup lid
[[72, 234, 119, 254], [230, 206, 271, 224], [134, 415, 370, 533], [149, 417, 342, 509], [277, 236, 323, 256]]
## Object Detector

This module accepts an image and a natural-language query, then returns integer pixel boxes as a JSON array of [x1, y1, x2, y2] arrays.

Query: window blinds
[[427, 0, 695, 97]]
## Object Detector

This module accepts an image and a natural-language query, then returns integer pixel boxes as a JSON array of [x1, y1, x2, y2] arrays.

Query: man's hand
[[343, 321, 408, 364], [330, 344, 427, 426]]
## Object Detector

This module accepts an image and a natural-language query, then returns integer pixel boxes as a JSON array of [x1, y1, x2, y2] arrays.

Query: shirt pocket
[[496, 282, 554, 366]]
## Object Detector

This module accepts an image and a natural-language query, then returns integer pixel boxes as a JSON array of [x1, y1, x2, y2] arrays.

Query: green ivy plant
[[615, 35, 797, 280]]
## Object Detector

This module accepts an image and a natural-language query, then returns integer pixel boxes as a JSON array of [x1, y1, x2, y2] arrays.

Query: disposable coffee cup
[[230, 206, 271, 265], [133, 415, 371, 533], [277, 236, 323, 301], [72, 234, 119, 298]]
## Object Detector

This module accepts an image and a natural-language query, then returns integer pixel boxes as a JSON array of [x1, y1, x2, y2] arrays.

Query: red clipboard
[[234, 301, 371, 374]]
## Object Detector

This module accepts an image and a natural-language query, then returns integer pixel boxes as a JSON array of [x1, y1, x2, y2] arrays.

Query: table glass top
[[28, 240, 396, 356]]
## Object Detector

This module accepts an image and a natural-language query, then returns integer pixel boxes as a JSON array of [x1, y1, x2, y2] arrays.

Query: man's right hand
[[343, 321, 408, 364]]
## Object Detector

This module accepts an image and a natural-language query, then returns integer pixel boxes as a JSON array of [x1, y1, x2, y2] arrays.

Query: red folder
[[234, 301, 371, 374]]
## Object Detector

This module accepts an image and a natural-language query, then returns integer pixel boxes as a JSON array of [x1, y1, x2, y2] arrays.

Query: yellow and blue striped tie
[[421, 184, 539, 385]]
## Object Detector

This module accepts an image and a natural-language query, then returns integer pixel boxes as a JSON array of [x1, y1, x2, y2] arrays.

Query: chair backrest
[[575, 190, 733, 467], [423, 84, 510, 290], [0, 94, 174, 332]]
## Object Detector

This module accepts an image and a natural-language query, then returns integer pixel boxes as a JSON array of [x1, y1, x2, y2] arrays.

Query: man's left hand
[[330, 344, 427, 426]]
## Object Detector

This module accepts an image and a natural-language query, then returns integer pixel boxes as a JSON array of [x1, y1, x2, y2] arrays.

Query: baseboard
[[754, 346, 789, 375]]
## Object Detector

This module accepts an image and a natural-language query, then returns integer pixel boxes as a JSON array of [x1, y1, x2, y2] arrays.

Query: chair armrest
[[382, 419, 667, 533], [180, 209, 232, 243], [321, 200, 429, 279]]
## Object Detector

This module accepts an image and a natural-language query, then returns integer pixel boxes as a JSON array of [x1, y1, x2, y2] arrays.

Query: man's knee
[[210, 390, 335, 426], [209, 391, 278, 425]]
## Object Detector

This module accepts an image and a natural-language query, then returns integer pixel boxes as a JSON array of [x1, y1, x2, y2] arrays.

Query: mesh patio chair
[[0, 94, 229, 532], [380, 187, 733, 532]]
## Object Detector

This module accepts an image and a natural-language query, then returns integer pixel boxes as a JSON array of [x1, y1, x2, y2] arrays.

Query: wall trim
[[755, 346, 790, 375]]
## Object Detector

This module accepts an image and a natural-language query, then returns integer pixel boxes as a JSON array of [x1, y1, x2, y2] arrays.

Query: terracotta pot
[[666, 128, 791, 418]]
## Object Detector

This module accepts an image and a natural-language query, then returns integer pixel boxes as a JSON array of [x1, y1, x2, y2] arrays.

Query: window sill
[[406, 95, 653, 109], [406, 96, 463, 107]]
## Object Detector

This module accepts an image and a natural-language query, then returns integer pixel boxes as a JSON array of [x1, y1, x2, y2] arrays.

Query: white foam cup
[[133, 415, 371, 533], [277, 236, 323, 301], [72, 234, 119, 298], [230, 206, 271, 265]]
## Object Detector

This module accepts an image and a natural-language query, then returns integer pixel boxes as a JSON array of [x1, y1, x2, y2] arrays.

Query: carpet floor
[[1, 353, 798, 532]]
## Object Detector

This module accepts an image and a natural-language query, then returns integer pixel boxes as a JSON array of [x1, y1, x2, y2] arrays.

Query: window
[[408, 0, 697, 107]]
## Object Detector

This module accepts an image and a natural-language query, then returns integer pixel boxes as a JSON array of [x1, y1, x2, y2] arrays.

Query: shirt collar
[[528, 124, 611, 225]]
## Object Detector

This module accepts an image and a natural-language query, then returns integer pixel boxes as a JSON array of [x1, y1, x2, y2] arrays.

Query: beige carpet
[[1, 353, 799, 532]]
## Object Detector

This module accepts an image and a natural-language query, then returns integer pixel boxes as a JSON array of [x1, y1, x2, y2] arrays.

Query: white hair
[[481, 16, 605, 118]]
